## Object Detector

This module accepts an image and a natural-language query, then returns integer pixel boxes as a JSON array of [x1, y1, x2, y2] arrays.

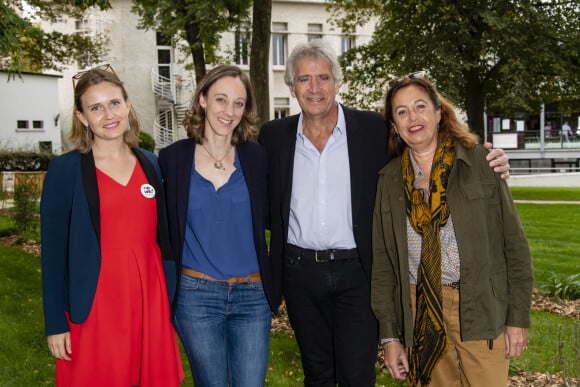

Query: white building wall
[[35, 0, 378, 150], [0, 72, 62, 153]]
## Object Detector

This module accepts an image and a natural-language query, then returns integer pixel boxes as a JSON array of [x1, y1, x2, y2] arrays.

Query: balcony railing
[[151, 67, 176, 103], [153, 110, 174, 149]]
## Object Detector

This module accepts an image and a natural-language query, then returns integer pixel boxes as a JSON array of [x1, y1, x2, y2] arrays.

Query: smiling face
[[75, 81, 132, 145], [290, 56, 339, 121], [391, 84, 441, 153], [199, 76, 247, 140]]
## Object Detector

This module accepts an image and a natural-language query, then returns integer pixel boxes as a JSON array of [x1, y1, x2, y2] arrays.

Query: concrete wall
[[0, 72, 62, 153], [507, 172, 580, 187]]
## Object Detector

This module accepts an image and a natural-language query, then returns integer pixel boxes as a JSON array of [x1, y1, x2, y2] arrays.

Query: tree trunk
[[463, 69, 486, 141], [184, 22, 206, 84], [250, 0, 272, 128]]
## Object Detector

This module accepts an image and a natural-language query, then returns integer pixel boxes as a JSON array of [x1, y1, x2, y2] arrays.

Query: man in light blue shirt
[[259, 39, 511, 387]]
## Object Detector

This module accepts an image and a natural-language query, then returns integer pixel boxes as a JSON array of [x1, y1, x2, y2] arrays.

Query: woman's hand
[[504, 326, 529, 359], [383, 340, 409, 380], [47, 332, 72, 361]]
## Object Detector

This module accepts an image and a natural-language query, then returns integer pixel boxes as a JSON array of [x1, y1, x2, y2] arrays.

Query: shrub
[[12, 176, 40, 241], [542, 273, 580, 300], [139, 131, 156, 152], [0, 151, 53, 171]]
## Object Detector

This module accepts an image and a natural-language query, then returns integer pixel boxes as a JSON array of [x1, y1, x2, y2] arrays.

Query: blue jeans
[[173, 273, 271, 387]]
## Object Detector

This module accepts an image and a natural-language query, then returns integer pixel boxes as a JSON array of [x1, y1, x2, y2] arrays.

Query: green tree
[[131, 0, 252, 84], [0, 0, 111, 74], [329, 0, 580, 138]]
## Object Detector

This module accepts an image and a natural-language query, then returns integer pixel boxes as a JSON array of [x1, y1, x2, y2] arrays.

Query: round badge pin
[[140, 184, 155, 198]]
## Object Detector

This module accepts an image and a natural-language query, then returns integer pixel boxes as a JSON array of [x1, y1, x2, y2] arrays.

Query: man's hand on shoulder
[[483, 142, 510, 179]]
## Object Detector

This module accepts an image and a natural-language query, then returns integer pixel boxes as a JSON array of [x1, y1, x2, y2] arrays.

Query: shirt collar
[[296, 103, 346, 141]]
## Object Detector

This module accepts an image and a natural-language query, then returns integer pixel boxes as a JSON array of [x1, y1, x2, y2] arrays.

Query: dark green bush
[[0, 151, 53, 171], [139, 131, 156, 152]]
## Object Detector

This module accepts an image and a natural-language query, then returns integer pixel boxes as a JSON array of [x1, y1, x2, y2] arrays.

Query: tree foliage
[[0, 0, 111, 74], [131, 0, 252, 84], [328, 0, 580, 137]]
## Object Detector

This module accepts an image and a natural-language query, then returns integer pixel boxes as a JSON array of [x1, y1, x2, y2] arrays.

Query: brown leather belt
[[181, 267, 261, 284]]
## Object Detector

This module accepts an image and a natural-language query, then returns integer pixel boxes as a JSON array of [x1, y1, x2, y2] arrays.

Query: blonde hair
[[69, 68, 140, 153]]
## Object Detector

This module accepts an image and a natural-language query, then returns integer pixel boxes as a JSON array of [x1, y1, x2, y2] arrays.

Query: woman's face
[[75, 81, 131, 144], [200, 76, 247, 140], [391, 84, 441, 153]]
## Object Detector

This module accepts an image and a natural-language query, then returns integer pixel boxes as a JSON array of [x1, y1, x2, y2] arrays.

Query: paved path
[[514, 200, 580, 205]]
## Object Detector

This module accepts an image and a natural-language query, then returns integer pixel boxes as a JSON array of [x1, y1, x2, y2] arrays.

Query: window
[[272, 35, 286, 66], [272, 23, 287, 67], [156, 32, 172, 80], [341, 36, 354, 54], [274, 98, 290, 120], [17, 120, 28, 129], [235, 23, 251, 66], [33, 120, 44, 129], [307, 24, 323, 42], [39, 141, 52, 153]]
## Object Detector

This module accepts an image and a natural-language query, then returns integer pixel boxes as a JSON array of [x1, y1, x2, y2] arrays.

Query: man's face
[[290, 56, 339, 120]]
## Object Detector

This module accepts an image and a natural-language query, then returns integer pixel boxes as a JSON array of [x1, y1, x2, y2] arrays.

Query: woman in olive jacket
[[371, 74, 533, 387]]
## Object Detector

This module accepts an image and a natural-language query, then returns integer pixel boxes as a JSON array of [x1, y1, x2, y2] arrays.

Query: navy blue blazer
[[41, 148, 177, 336], [258, 105, 390, 284], [158, 140, 281, 313]]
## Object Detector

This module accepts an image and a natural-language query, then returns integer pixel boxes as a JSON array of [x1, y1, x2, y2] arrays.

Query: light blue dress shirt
[[287, 104, 357, 250]]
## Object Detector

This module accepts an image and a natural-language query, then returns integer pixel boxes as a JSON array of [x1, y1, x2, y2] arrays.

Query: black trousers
[[283, 247, 378, 387]]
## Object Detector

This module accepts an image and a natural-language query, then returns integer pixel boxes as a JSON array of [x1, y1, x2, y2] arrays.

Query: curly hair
[[183, 65, 257, 144], [383, 76, 478, 157]]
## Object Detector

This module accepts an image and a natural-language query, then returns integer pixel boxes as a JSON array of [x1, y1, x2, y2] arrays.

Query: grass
[[509, 186, 580, 201], [0, 186, 579, 385], [515, 203, 579, 287]]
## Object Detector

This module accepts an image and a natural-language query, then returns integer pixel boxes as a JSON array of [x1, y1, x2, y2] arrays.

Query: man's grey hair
[[284, 39, 343, 88]]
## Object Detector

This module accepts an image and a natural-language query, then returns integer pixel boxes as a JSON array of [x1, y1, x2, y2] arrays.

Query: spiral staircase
[[151, 66, 191, 150]]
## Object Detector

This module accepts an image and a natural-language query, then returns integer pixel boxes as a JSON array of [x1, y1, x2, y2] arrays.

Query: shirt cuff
[[380, 338, 400, 345]]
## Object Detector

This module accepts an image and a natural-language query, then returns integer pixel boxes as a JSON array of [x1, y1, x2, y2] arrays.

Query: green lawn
[[0, 186, 578, 385], [509, 186, 580, 202]]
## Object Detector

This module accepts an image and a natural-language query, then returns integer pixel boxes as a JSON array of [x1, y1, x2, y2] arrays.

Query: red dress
[[56, 163, 183, 387]]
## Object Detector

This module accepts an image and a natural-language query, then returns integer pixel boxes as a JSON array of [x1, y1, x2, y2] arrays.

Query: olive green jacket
[[371, 142, 533, 345]]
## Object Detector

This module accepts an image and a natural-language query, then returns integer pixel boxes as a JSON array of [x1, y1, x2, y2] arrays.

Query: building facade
[[40, 0, 377, 152], [0, 71, 62, 153]]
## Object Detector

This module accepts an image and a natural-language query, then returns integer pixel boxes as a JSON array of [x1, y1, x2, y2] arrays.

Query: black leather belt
[[286, 243, 359, 263]]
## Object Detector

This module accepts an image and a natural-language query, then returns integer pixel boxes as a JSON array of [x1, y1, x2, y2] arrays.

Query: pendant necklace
[[201, 143, 231, 171]]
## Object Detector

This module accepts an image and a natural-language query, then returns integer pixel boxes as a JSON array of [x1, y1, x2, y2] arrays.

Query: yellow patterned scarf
[[402, 133, 456, 386]]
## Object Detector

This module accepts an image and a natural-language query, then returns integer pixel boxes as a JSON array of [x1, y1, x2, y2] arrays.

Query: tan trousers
[[410, 285, 510, 387]]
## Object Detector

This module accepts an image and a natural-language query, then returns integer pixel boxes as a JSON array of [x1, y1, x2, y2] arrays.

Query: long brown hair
[[69, 67, 140, 153], [383, 76, 478, 157], [183, 65, 257, 144]]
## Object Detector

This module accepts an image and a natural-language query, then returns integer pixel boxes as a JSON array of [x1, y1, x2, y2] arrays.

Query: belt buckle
[[314, 250, 332, 263]]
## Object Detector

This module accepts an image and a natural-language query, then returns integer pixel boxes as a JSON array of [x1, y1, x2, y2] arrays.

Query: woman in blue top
[[158, 65, 281, 387]]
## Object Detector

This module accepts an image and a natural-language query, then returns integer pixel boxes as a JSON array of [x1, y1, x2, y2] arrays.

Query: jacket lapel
[[80, 151, 100, 242], [279, 116, 299, 229], [343, 106, 364, 225], [176, 141, 195, 245]]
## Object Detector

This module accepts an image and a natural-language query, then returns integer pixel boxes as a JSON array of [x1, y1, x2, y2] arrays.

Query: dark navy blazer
[[41, 148, 177, 336], [258, 106, 390, 285], [158, 139, 281, 313]]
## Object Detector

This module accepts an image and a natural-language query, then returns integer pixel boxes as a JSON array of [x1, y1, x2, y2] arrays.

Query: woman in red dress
[[41, 65, 183, 386]]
